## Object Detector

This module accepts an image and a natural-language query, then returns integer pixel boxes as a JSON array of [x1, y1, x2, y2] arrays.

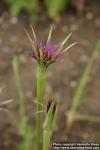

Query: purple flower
[[25, 25, 77, 67]]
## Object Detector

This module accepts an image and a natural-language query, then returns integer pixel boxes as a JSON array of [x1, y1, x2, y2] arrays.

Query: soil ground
[[0, 2, 100, 150]]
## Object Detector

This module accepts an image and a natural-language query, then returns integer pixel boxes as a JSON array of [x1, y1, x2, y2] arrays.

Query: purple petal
[[26, 50, 39, 60], [51, 42, 61, 55], [45, 39, 52, 52], [34, 40, 41, 50], [45, 26, 52, 52]]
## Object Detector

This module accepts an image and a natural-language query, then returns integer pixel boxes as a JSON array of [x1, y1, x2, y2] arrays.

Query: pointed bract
[[62, 32, 72, 47], [47, 26, 52, 43], [30, 25, 37, 41], [63, 42, 77, 53], [24, 28, 38, 57]]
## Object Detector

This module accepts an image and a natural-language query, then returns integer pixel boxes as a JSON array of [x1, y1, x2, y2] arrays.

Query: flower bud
[[44, 100, 57, 131], [43, 100, 57, 150]]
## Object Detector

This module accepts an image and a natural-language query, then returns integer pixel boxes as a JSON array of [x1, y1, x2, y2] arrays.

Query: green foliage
[[19, 116, 33, 150], [12, 54, 33, 150], [6, 0, 38, 18], [71, 40, 100, 112], [5, 0, 70, 20], [67, 40, 100, 128], [44, 0, 69, 17]]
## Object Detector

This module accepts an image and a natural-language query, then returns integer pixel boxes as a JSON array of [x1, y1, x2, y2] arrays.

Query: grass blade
[[12, 54, 33, 150], [71, 40, 100, 112], [67, 40, 100, 128]]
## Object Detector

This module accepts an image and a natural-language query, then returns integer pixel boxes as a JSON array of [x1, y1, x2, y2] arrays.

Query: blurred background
[[0, 0, 100, 149]]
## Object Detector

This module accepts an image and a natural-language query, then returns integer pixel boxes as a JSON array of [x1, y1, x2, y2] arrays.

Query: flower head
[[25, 25, 77, 68]]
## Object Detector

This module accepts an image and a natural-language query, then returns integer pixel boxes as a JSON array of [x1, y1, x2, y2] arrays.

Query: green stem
[[43, 130, 52, 150], [12, 54, 25, 117], [71, 41, 100, 113], [67, 111, 100, 128], [36, 66, 46, 150], [12, 55, 33, 150], [75, 113, 100, 123], [67, 41, 100, 129]]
